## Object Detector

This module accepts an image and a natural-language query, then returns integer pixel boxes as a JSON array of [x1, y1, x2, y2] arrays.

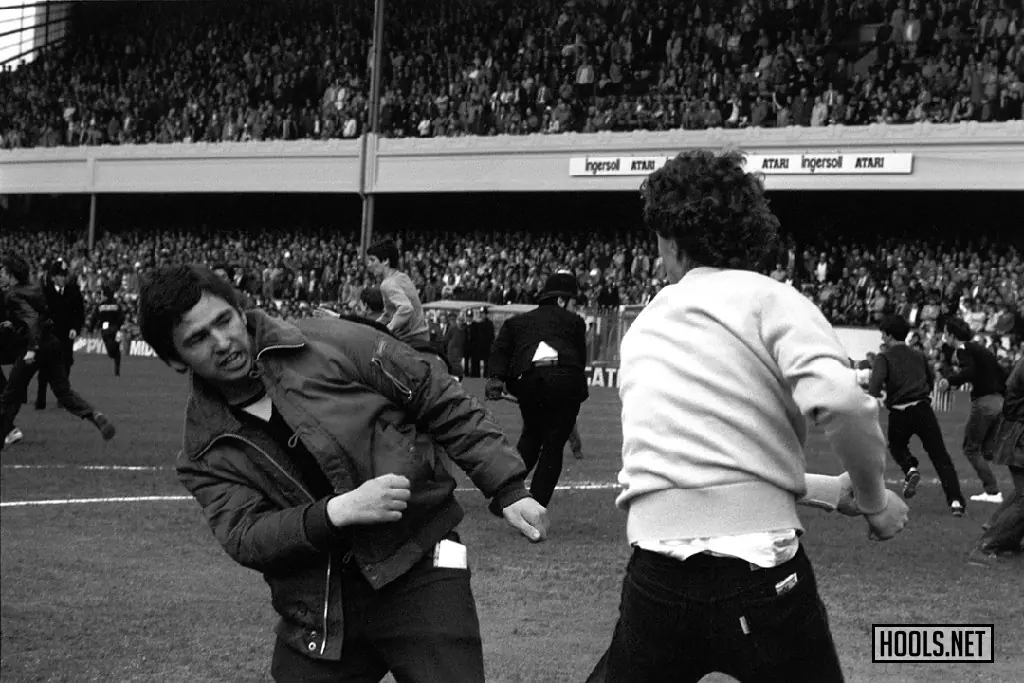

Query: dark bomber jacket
[[176, 310, 529, 659]]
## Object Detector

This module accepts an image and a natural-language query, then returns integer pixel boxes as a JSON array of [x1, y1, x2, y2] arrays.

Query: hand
[[937, 378, 950, 392], [485, 377, 506, 401], [68, 329, 77, 340], [835, 473, 861, 517], [23, 350, 36, 364], [502, 497, 548, 542], [864, 490, 909, 541], [327, 474, 411, 527]]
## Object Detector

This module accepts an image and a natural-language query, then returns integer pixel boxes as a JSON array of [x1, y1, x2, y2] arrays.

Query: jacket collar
[[182, 310, 306, 460]]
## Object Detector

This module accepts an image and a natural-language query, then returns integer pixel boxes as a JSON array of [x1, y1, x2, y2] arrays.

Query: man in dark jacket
[[868, 315, 966, 515], [486, 272, 589, 510], [0, 254, 116, 450], [0, 292, 26, 447], [36, 258, 85, 407], [939, 317, 1007, 503], [969, 356, 1024, 565], [137, 264, 548, 683]]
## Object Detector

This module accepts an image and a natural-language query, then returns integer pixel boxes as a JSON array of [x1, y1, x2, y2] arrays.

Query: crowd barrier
[[3, 122, 1024, 194]]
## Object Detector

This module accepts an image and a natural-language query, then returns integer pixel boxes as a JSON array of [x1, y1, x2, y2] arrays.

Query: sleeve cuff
[[800, 474, 845, 512], [303, 497, 350, 551], [490, 479, 531, 516]]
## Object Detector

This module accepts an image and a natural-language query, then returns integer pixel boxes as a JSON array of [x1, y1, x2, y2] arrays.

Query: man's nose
[[212, 330, 232, 352]]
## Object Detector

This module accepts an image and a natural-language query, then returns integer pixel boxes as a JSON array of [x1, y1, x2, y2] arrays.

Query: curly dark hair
[[640, 150, 779, 270]]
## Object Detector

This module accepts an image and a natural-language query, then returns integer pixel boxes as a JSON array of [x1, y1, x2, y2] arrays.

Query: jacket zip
[[200, 430, 333, 657], [371, 357, 413, 400]]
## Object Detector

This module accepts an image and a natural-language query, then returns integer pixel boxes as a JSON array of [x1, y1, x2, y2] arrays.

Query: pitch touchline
[[0, 477, 997, 508], [0, 483, 619, 507]]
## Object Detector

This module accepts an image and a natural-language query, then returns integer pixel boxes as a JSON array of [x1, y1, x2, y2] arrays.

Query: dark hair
[[1, 253, 31, 284], [640, 150, 779, 270], [879, 314, 911, 341], [943, 317, 973, 342], [360, 286, 385, 313], [367, 239, 400, 269], [138, 264, 243, 363]]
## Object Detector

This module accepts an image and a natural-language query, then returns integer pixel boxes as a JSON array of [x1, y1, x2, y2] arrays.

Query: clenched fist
[[327, 473, 411, 527], [865, 490, 910, 541]]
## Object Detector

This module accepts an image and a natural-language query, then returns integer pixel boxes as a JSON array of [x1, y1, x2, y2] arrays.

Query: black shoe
[[90, 413, 116, 441], [903, 468, 921, 499], [950, 501, 965, 517]]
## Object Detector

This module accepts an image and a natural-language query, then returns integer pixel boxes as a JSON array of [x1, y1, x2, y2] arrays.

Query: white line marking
[[0, 477, 1002, 509], [3, 464, 168, 471]]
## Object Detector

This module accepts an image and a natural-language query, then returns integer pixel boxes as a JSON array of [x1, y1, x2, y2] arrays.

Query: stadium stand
[[0, 223, 1020, 372], [2, 0, 1022, 148]]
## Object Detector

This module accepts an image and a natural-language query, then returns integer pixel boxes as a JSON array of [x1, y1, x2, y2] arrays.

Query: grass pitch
[[2, 354, 1021, 683]]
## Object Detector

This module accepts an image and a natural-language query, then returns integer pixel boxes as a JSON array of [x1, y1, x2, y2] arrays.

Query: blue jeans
[[587, 545, 844, 683]]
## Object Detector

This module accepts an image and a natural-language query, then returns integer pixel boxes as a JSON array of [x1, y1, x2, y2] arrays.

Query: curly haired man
[[586, 151, 908, 683]]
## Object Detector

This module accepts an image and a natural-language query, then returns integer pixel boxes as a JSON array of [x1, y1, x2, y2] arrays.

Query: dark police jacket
[[487, 304, 589, 401], [42, 278, 85, 338]]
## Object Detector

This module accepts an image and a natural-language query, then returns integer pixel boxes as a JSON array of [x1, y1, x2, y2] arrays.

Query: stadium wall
[[2, 122, 1023, 194]]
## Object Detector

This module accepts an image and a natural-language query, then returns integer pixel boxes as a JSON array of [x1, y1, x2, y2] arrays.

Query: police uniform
[[486, 273, 589, 508], [36, 259, 85, 407], [95, 289, 125, 376], [0, 255, 115, 449]]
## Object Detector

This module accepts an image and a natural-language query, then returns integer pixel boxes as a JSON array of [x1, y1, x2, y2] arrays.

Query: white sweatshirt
[[617, 268, 888, 545]]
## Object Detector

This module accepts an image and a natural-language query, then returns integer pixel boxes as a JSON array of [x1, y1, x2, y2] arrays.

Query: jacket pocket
[[371, 338, 422, 404]]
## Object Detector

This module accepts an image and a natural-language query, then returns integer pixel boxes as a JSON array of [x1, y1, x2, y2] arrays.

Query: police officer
[[486, 271, 589, 510], [0, 253, 116, 450], [95, 286, 125, 377], [36, 258, 85, 408]]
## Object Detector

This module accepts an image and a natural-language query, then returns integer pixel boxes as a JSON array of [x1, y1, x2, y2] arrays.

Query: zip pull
[[287, 432, 300, 449]]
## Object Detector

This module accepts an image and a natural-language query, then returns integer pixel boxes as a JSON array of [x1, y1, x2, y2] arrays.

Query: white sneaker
[[969, 492, 1003, 504], [4, 428, 24, 446]]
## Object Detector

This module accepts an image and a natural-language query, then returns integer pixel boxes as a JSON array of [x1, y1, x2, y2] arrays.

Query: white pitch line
[[3, 464, 168, 471], [0, 477, 1005, 509], [0, 483, 620, 508]]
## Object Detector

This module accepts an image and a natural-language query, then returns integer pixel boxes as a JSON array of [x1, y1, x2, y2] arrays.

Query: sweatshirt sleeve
[[760, 287, 888, 516]]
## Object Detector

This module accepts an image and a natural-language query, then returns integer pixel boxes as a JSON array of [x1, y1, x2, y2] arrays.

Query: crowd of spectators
[[1, 223, 1020, 370], [3, 0, 1023, 149]]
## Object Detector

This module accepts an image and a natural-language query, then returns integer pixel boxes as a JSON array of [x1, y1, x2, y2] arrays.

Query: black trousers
[[102, 330, 122, 376], [887, 402, 965, 506], [35, 335, 74, 407], [270, 554, 484, 683], [1, 341, 95, 442], [587, 546, 844, 683], [512, 367, 584, 507]]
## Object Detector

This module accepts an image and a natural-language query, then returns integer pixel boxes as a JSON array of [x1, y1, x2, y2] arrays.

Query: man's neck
[[221, 376, 266, 408], [382, 266, 397, 279]]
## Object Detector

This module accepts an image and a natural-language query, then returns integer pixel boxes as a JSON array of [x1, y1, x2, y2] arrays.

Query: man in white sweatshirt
[[587, 150, 908, 683]]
